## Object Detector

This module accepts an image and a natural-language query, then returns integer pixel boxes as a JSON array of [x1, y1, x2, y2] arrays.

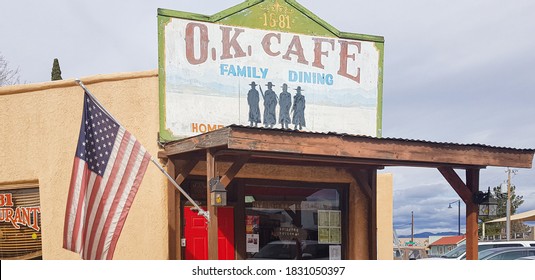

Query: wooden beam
[[164, 127, 534, 168], [164, 128, 230, 155], [220, 155, 250, 187], [175, 159, 199, 185], [437, 167, 472, 203], [226, 128, 534, 168], [465, 168, 480, 260], [206, 149, 218, 260], [216, 150, 387, 169]]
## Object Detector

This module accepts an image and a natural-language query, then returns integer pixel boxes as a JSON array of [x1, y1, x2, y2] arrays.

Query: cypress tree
[[51, 58, 62, 81]]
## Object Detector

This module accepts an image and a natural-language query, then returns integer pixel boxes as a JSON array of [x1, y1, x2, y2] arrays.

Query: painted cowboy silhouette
[[247, 81, 261, 127], [278, 83, 292, 129], [260, 82, 277, 128], [291, 86, 306, 130]]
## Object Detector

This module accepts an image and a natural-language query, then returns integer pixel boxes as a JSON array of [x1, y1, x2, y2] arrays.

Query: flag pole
[[74, 79, 209, 221]]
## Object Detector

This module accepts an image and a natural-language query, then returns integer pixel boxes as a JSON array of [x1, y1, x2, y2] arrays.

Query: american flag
[[63, 91, 151, 260]]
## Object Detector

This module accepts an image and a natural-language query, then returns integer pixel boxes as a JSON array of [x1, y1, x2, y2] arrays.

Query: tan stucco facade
[[1, 71, 168, 259], [377, 173, 394, 260], [0, 70, 393, 260]]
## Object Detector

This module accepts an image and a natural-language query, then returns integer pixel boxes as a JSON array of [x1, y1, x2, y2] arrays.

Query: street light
[[448, 200, 461, 236]]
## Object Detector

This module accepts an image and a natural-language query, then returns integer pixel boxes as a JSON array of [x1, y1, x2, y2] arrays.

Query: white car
[[424, 240, 535, 260], [478, 247, 535, 260]]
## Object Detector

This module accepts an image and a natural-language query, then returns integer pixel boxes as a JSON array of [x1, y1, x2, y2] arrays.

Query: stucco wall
[[0, 71, 168, 259]]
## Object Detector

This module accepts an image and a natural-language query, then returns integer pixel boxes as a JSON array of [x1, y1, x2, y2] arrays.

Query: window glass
[[494, 243, 522, 248], [441, 245, 465, 259], [245, 185, 341, 260], [488, 250, 525, 260]]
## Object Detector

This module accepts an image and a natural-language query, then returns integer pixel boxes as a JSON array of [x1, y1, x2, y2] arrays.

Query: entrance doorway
[[183, 206, 235, 260]]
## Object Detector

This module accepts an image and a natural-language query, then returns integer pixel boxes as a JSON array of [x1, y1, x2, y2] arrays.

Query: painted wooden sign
[[158, 0, 384, 142]]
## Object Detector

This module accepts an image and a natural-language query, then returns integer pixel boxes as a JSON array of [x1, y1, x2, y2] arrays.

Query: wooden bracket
[[174, 159, 199, 185], [437, 167, 472, 203], [220, 155, 250, 188]]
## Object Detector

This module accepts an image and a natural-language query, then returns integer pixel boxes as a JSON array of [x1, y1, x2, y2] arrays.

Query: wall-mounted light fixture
[[209, 177, 227, 207]]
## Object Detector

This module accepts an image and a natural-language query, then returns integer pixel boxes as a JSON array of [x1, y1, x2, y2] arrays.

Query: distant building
[[429, 235, 466, 256]]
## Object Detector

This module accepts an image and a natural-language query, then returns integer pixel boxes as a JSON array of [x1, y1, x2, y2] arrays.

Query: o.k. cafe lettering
[[183, 22, 363, 84], [0, 193, 41, 231]]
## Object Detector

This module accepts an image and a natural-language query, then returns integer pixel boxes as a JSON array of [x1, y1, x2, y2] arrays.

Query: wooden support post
[[349, 169, 372, 199], [206, 149, 218, 260], [166, 158, 181, 260], [465, 168, 480, 260], [235, 182, 246, 259], [369, 169, 378, 260]]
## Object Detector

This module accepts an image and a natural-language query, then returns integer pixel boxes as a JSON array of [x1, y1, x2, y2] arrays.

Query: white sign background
[[163, 18, 381, 138]]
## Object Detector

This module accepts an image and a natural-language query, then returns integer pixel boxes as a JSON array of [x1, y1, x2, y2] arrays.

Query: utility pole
[[505, 168, 519, 241], [411, 211, 414, 243]]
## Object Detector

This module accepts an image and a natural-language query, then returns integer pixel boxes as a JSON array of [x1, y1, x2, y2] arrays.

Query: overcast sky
[[2, 0, 534, 236]]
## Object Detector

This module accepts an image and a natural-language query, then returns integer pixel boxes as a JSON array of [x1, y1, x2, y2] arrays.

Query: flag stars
[[76, 94, 122, 175]]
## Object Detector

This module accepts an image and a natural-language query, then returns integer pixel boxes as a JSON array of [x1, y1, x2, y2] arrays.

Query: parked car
[[424, 240, 535, 260], [478, 247, 535, 260], [516, 255, 535, 260]]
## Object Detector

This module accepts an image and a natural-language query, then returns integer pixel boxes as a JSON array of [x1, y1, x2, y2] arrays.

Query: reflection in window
[[245, 185, 341, 260]]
